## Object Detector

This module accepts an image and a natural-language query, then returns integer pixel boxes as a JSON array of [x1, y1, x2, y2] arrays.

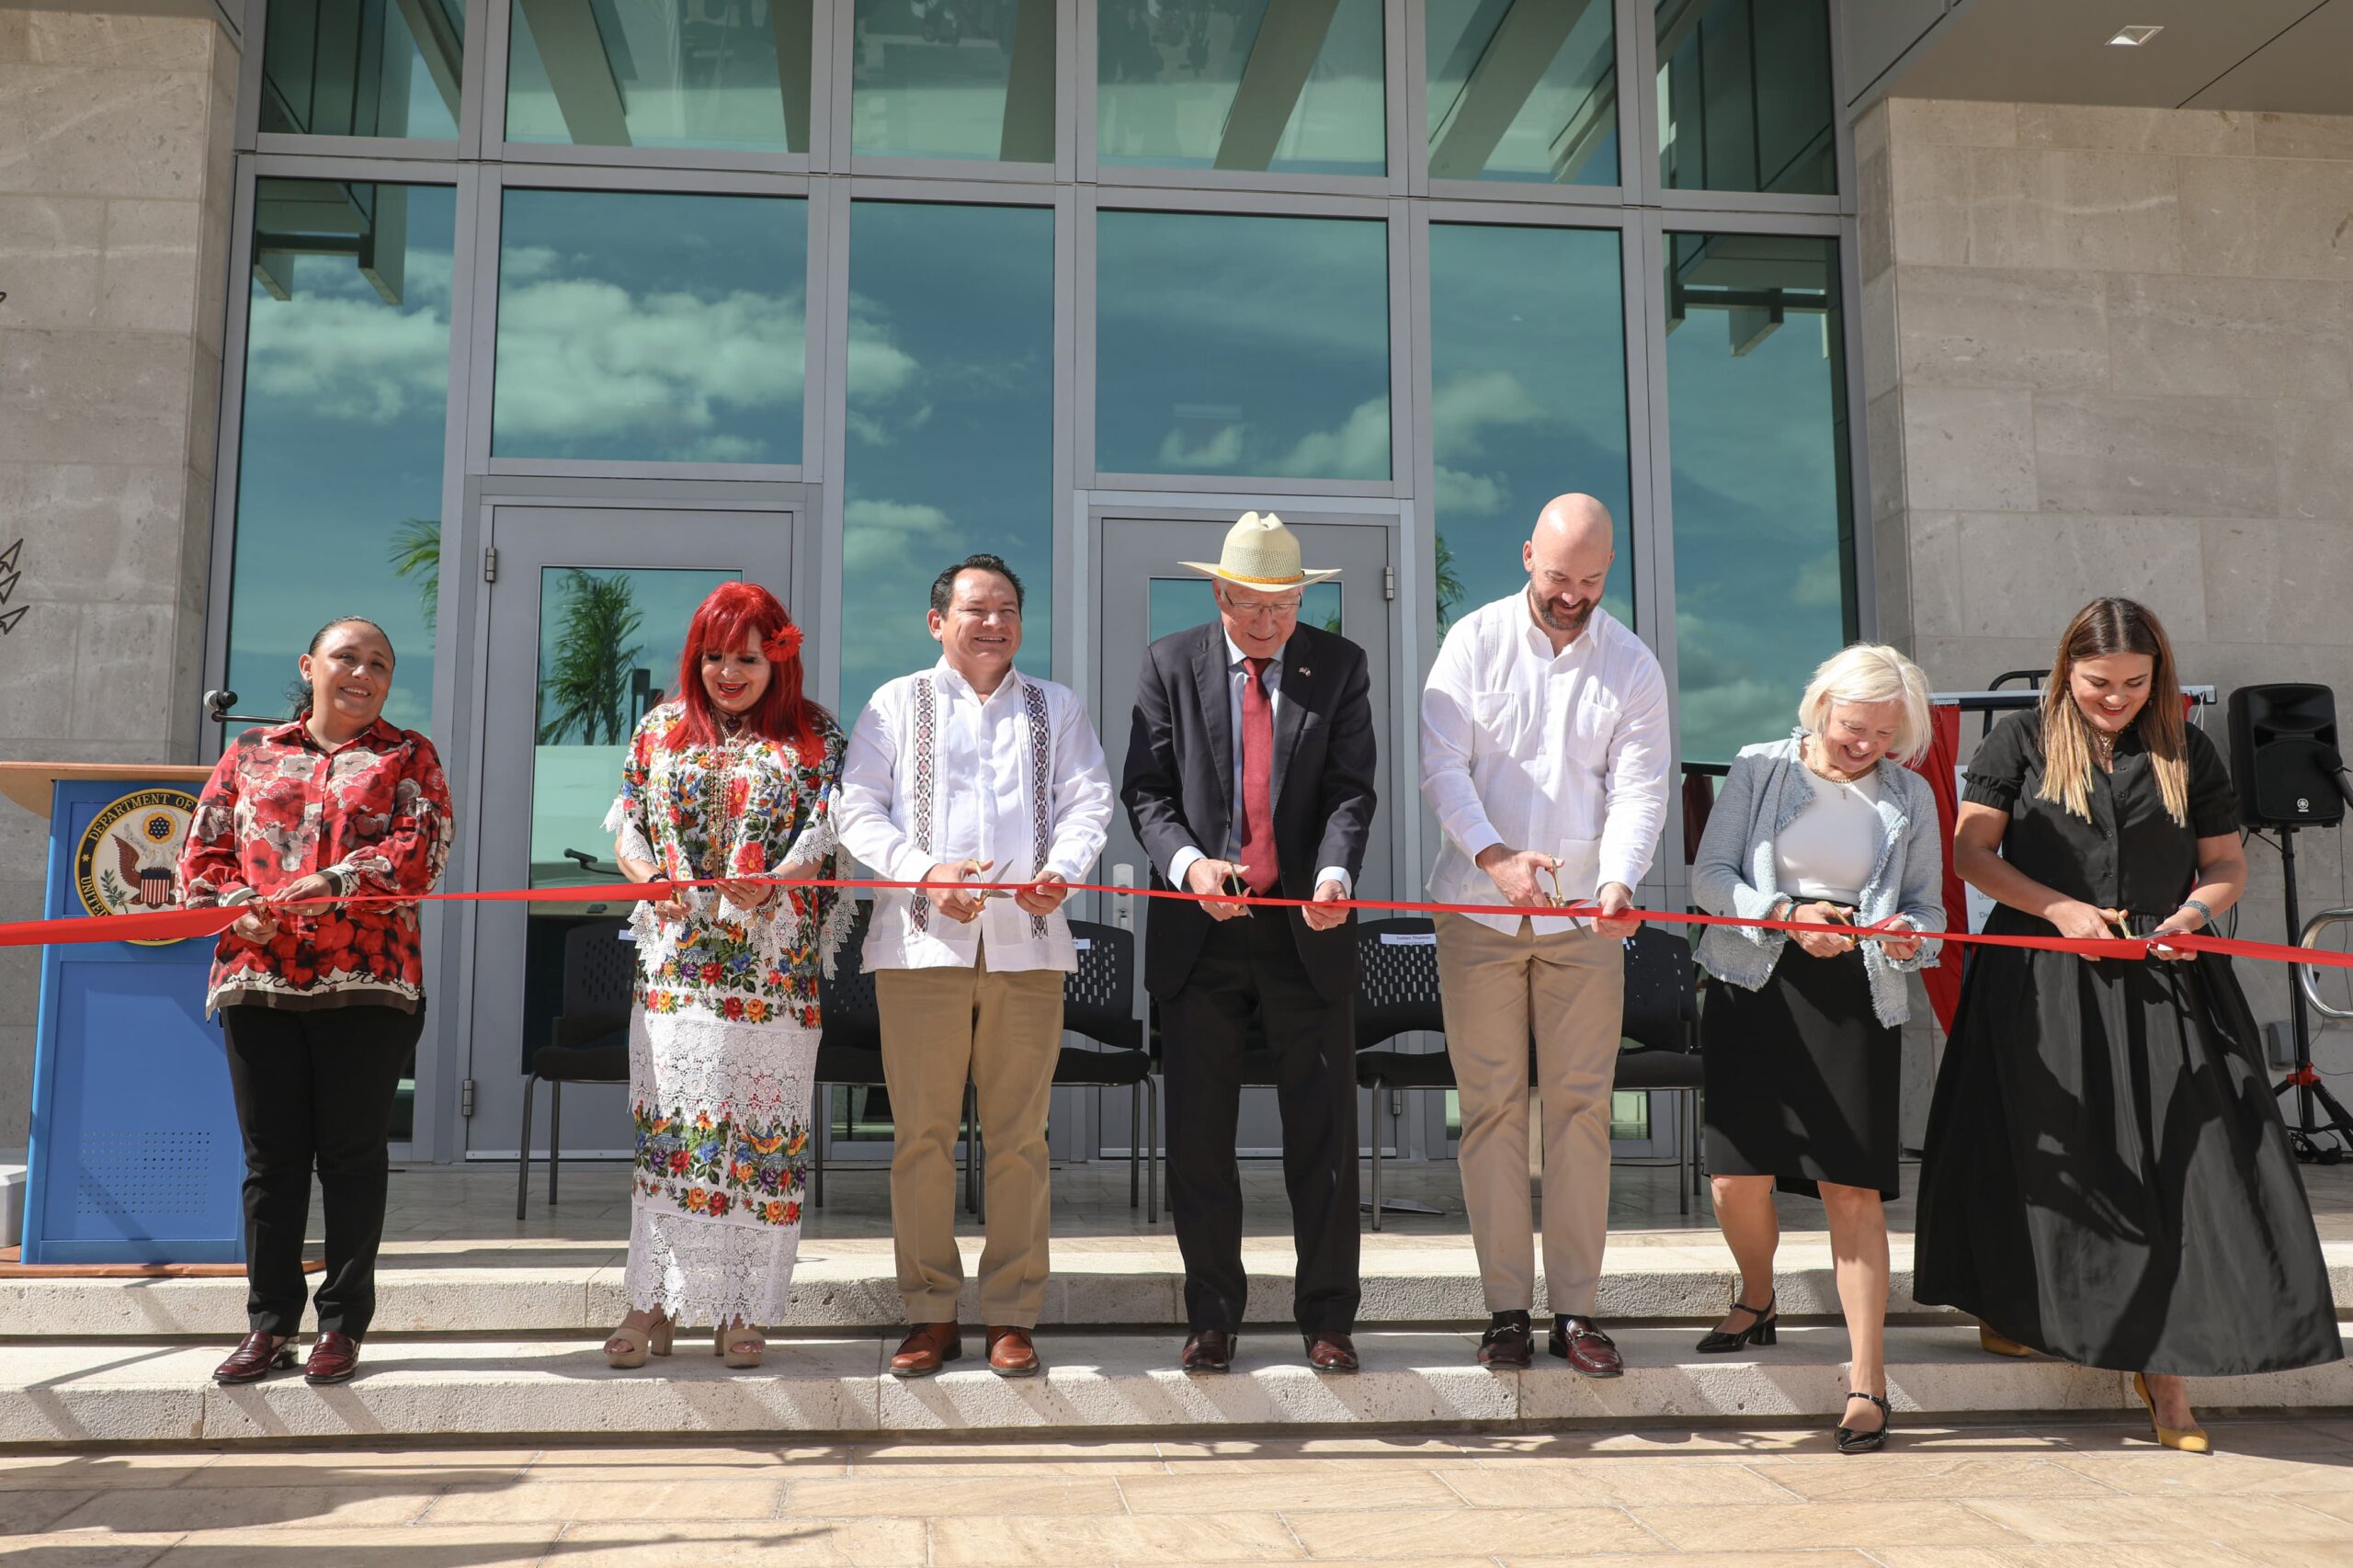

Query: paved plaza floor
[[5, 1419, 2352, 1566]]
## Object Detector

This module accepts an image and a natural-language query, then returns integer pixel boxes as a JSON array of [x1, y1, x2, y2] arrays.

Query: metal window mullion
[[463, 168, 504, 477], [825, 0, 858, 174], [1070, 0, 1098, 183], [1089, 184, 1392, 220], [1628, 214, 1687, 892], [1383, 0, 1412, 198], [1052, 184, 1080, 698], [806, 0, 838, 170], [1073, 185, 1099, 484], [1825, 0, 1858, 210], [1422, 197, 1633, 230], [480, 0, 515, 152], [458, 0, 492, 158], [200, 155, 261, 766], [1619, 0, 1662, 207], [801, 174, 834, 484], [1056, 0, 1081, 184], [813, 174, 854, 716], [1836, 227, 1873, 644], [233, 0, 266, 152]]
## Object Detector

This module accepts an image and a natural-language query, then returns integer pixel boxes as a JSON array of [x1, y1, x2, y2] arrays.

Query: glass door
[[466, 503, 795, 1158], [1092, 515, 1396, 1160]]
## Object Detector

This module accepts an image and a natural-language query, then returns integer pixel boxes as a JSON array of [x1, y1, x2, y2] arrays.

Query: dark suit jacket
[[1121, 619, 1378, 1003]]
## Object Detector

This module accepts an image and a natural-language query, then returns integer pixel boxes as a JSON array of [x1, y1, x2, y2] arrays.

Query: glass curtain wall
[[223, 1, 1863, 1160]]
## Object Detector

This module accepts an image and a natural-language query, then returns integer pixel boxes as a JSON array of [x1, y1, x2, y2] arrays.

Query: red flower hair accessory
[[761, 623, 803, 664]]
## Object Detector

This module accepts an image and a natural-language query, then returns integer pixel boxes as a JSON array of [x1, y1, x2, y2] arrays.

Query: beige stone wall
[[1859, 97, 2353, 1085], [0, 5, 240, 1142]]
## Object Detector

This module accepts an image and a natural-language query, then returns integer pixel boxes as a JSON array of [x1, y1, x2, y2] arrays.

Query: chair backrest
[[1063, 919, 1141, 1051], [561, 919, 637, 1019], [1354, 916, 1445, 1050], [818, 901, 881, 1047], [1620, 924, 1698, 1052]]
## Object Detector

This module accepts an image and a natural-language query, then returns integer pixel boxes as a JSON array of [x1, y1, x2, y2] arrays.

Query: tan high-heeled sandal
[[713, 1320, 766, 1369], [2133, 1372, 2211, 1454], [604, 1314, 675, 1369]]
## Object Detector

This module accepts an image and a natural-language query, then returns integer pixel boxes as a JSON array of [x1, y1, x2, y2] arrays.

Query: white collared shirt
[[1165, 631, 1354, 899], [837, 661, 1113, 972], [1418, 596, 1672, 934]]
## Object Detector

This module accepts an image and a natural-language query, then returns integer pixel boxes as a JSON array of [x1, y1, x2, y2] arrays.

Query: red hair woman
[[600, 583, 848, 1369]]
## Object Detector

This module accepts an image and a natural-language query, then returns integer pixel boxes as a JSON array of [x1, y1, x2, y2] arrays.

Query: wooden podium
[[0, 761, 244, 1265]]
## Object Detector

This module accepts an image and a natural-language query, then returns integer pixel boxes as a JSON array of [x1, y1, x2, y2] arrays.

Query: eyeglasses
[[1222, 596, 1303, 623]]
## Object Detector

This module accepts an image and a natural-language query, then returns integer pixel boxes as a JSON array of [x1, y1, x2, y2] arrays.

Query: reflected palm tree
[[1434, 533, 1464, 631], [538, 571, 644, 744], [390, 517, 441, 630]]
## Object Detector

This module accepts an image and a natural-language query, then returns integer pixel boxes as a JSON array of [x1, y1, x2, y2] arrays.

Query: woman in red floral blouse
[[178, 616, 451, 1390]]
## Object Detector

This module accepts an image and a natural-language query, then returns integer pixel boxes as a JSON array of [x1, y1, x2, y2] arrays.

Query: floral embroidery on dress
[[631, 1103, 810, 1228]]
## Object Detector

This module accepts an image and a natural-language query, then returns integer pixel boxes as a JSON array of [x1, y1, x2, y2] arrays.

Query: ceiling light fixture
[[2108, 25, 2163, 46]]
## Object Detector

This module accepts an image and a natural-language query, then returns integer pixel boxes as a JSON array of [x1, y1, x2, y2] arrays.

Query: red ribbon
[[19, 875, 2353, 972]]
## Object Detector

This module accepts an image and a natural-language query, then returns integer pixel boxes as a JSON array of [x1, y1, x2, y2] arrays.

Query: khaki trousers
[[875, 942, 1063, 1326], [1436, 912, 1624, 1315]]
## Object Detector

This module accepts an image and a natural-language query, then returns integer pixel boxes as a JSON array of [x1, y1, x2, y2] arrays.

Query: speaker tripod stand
[[2271, 824, 2353, 1164]]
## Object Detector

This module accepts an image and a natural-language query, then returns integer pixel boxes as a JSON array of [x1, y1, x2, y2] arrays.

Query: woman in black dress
[[1692, 644, 1945, 1453], [1915, 597, 2339, 1452]]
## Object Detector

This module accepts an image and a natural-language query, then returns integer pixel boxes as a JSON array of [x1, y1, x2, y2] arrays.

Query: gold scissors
[[1534, 863, 1566, 908], [1222, 869, 1256, 916]]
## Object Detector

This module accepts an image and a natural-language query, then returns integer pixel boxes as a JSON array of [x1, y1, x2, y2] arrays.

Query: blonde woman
[[1915, 597, 2337, 1452], [1690, 644, 1944, 1453]]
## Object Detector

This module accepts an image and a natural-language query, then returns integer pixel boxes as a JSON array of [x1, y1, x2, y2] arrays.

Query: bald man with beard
[[1417, 494, 1672, 1375]]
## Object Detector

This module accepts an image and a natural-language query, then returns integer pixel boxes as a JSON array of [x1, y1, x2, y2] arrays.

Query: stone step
[[3, 1325, 2347, 1447], [9, 1239, 2349, 1337]]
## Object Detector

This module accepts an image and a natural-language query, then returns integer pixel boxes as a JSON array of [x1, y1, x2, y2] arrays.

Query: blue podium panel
[[22, 778, 243, 1264]]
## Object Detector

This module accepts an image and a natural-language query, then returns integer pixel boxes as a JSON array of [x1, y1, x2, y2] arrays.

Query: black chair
[[1348, 918, 1447, 1231], [1051, 919, 1158, 1220], [1352, 921, 1709, 1226], [516, 918, 634, 1220], [1612, 925, 1706, 1215], [813, 901, 979, 1217]]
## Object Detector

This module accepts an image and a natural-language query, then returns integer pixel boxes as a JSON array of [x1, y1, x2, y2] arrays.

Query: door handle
[[1111, 862, 1135, 931]]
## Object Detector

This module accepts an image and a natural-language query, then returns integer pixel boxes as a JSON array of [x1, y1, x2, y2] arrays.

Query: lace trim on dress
[[624, 1207, 803, 1326]]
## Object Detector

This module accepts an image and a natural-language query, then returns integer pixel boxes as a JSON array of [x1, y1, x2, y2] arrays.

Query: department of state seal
[[74, 789, 199, 946]]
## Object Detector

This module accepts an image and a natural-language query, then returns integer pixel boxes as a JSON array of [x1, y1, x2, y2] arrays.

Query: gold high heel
[[713, 1320, 767, 1369], [2132, 1373, 2211, 1454], [603, 1315, 674, 1369], [1978, 1324, 2035, 1358]]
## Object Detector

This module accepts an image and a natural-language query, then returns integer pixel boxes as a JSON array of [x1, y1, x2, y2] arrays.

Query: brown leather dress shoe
[[213, 1331, 296, 1386], [985, 1326, 1040, 1378], [303, 1330, 361, 1386], [1180, 1328, 1235, 1373], [890, 1322, 963, 1379], [1304, 1330, 1359, 1373], [1549, 1315, 1623, 1378], [1477, 1311, 1533, 1369]]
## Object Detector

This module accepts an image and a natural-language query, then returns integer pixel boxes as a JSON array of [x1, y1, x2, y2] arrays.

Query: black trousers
[[1161, 915, 1360, 1335], [219, 1003, 422, 1338]]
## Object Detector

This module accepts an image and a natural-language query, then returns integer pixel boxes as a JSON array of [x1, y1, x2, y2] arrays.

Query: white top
[[1417, 595, 1673, 934], [836, 662, 1113, 973], [1773, 762, 1885, 905], [1165, 631, 1354, 899]]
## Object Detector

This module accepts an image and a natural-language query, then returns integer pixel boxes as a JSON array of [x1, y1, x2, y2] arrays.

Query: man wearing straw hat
[[1122, 512, 1379, 1375]]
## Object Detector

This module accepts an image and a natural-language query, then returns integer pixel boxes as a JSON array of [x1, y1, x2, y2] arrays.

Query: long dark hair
[[2039, 597, 2189, 826], [288, 616, 394, 716], [666, 583, 828, 756]]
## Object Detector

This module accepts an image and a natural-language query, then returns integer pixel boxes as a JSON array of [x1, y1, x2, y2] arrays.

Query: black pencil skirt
[[1700, 947, 1899, 1201]]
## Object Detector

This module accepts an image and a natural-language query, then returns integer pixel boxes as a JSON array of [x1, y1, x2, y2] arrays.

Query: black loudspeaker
[[2227, 684, 2347, 828]]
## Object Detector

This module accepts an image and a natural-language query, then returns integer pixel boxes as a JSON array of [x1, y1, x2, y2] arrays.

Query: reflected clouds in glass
[[491, 188, 807, 465], [1096, 210, 1389, 480], [1665, 231, 1852, 765], [841, 201, 1054, 721], [1428, 223, 1631, 634], [230, 180, 457, 736]]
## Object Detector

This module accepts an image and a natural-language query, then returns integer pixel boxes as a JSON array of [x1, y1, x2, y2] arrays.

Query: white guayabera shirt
[[837, 660, 1113, 973], [1418, 596, 1673, 935]]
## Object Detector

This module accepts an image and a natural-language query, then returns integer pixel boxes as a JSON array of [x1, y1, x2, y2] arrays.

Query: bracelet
[[2180, 897, 2215, 930]]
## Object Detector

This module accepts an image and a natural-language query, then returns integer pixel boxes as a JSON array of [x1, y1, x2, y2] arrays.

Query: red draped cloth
[[1905, 703, 1967, 1033]]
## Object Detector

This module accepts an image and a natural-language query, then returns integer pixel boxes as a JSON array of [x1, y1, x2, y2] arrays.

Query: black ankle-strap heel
[[1836, 1391, 1893, 1454], [1694, 1288, 1777, 1354]]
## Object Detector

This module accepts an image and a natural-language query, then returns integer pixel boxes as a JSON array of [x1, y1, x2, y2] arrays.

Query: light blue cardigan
[[1690, 732, 1945, 1028]]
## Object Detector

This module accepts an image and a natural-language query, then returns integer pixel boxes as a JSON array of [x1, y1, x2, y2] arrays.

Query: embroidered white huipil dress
[[605, 700, 850, 1326]]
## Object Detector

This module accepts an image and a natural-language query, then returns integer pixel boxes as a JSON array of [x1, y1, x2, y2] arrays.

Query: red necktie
[[1238, 656, 1279, 893]]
